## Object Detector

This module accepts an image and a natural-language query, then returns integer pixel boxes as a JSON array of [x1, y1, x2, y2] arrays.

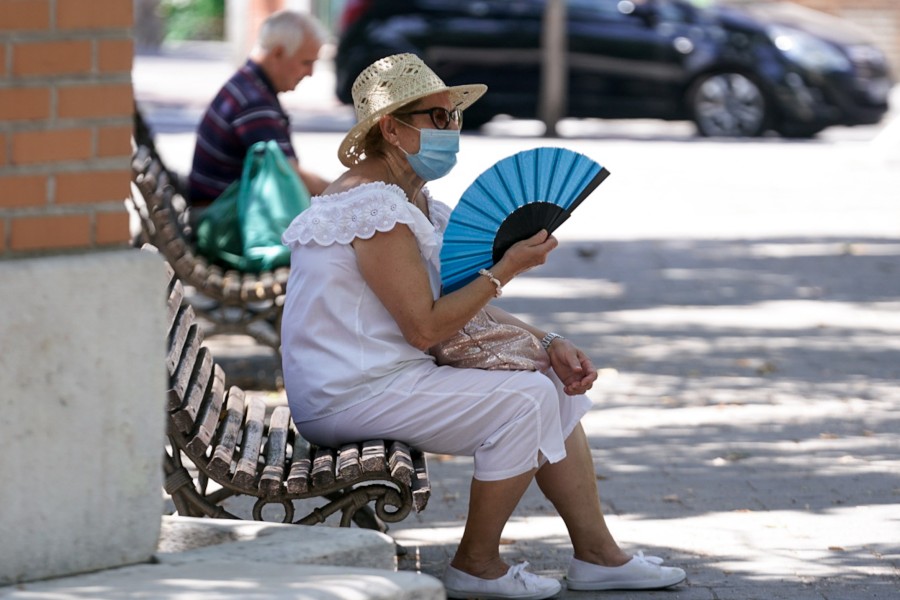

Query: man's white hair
[[254, 9, 327, 55]]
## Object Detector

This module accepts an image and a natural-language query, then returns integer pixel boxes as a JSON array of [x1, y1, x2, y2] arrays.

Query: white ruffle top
[[280, 182, 452, 421]]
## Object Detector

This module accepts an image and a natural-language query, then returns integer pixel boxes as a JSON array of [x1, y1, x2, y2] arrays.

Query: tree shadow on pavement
[[391, 236, 900, 598]]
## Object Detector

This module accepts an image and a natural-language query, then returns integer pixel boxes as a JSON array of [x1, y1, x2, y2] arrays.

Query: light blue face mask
[[398, 122, 460, 181]]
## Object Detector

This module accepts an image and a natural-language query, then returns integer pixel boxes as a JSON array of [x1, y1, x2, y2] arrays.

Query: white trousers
[[296, 363, 592, 481]]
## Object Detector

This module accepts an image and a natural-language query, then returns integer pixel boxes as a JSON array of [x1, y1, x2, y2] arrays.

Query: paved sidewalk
[[135, 44, 900, 600]]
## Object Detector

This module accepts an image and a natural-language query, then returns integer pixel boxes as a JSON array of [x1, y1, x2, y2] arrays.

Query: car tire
[[687, 72, 769, 137], [774, 120, 825, 139]]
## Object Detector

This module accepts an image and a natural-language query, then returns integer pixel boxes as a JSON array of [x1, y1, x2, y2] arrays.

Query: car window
[[567, 0, 694, 24], [418, 0, 543, 19], [568, 0, 633, 21]]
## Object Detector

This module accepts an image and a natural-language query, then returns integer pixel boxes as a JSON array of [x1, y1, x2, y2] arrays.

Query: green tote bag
[[196, 140, 310, 272]]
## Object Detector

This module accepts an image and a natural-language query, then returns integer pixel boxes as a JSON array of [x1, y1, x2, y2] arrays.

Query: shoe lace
[[509, 562, 544, 590], [634, 551, 664, 566]]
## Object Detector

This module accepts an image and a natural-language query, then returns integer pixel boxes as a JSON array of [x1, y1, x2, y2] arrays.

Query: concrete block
[[157, 516, 399, 571], [0, 561, 446, 600], [0, 251, 166, 585]]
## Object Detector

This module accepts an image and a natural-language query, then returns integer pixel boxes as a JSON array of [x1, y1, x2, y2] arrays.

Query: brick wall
[[0, 0, 134, 258], [790, 0, 900, 77]]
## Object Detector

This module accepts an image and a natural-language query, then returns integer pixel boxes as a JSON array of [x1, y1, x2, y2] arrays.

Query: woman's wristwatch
[[541, 332, 565, 351]]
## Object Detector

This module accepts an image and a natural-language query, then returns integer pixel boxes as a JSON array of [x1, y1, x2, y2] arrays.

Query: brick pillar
[[0, 0, 134, 258]]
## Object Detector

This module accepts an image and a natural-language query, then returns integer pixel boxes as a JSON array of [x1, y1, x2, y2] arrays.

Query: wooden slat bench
[[129, 109, 286, 353], [157, 257, 431, 530]]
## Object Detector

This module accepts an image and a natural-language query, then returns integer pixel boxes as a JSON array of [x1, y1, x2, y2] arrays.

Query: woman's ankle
[[572, 545, 632, 567], [449, 555, 510, 579]]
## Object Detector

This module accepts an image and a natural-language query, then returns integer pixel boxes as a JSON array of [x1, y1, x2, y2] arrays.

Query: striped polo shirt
[[188, 60, 296, 207]]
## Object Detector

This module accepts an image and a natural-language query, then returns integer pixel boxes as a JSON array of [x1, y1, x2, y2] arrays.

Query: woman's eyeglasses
[[394, 106, 463, 130]]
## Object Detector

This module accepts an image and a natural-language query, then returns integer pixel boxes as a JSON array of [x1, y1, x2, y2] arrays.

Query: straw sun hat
[[337, 53, 487, 167]]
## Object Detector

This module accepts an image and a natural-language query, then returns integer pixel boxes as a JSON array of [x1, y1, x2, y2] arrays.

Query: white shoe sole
[[445, 587, 560, 599], [566, 568, 685, 591]]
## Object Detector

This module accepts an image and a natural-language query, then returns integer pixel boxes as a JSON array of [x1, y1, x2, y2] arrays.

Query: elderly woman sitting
[[280, 53, 686, 600]]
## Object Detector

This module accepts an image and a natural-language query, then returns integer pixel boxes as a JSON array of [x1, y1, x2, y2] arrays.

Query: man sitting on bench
[[186, 9, 331, 230]]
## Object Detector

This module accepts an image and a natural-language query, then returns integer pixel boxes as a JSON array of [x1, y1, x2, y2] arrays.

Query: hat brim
[[337, 83, 487, 168]]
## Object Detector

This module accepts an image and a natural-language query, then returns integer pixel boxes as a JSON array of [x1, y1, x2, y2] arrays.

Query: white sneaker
[[444, 562, 561, 599], [566, 554, 686, 591]]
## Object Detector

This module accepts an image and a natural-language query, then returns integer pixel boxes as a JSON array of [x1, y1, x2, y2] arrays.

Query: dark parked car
[[335, 0, 893, 137]]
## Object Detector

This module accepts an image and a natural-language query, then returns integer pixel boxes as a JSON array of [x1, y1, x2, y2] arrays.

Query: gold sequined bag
[[429, 309, 550, 371]]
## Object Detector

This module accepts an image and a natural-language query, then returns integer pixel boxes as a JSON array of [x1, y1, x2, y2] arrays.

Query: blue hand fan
[[440, 147, 609, 293]]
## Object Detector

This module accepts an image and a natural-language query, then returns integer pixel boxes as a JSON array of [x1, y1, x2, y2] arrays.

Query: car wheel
[[688, 72, 768, 137]]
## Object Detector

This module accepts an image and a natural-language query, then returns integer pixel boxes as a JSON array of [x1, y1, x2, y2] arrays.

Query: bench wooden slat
[[171, 346, 213, 434], [159, 234, 196, 273], [411, 450, 431, 513], [251, 271, 275, 300], [259, 406, 291, 495], [361, 440, 387, 473], [389, 441, 414, 486], [186, 362, 226, 456], [149, 205, 176, 237], [175, 255, 201, 283], [205, 264, 224, 293], [157, 224, 186, 256], [222, 270, 243, 302], [165, 235, 193, 265], [146, 159, 164, 187], [286, 430, 312, 494], [274, 266, 290, 289], [168, 323, 201, 412], [166, 304, 194, 375], [165, 278, 184, 338], [337, 444, 362, 481], [311, 447, 336, 488], [208, 386, 245, 478], [132, 145, 151, 170], [240, 272, 263, 301], [232, 395, 266, 489], [189, 259, 211, 284]]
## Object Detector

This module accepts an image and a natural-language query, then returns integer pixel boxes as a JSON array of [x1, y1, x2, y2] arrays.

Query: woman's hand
[[492, 229, 558, 283], [548, 339, 598, 396]]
